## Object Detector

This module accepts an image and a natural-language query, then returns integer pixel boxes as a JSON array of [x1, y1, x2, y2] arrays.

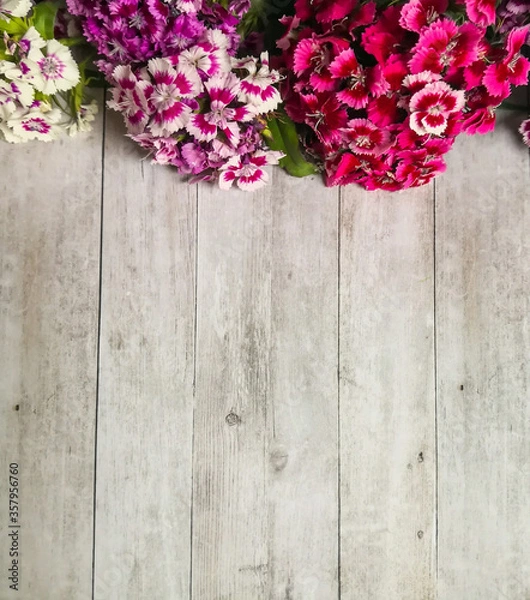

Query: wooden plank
[[339, 185, 436, 599], [0, 100, 104, 599], [436, 111, 530, 600], [192, 171, 339, 599], [94, 113, 196, 600]]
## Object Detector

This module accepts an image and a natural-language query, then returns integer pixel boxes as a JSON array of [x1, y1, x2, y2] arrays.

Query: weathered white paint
[[192, 170, 340, 599], [0, 100, 104, 599], [339, 185, 436, 600], [436, 111, 530, 600], [1, 101, 528, 600], [94, 113, 196, 600]]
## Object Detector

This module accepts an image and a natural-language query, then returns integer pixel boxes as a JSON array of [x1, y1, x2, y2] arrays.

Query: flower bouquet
[[66, 0, 284, 190], [1, 0, 528, 192], [272, 0, 530, 190], [0, 0, 98, 143]]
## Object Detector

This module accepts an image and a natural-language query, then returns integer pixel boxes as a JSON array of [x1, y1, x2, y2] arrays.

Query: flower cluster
[[68, 0, 283, 190], [277, 0, 530, 190], [0, 0, 97, 143]]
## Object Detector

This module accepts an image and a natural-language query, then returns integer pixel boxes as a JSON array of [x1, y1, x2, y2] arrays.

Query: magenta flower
[[219, 150, 283, 191], [186, 73, 249, 144], [409, 20, 482, 74], [465, 0, 496, 27], [482, 27, 530, 98], [409, 81, 465, 136], [342, 119, 393, 156], [329, 49, 370, 109], [399, 0, 449, 33]]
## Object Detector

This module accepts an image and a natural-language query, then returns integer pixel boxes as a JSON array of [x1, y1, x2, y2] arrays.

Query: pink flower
[[299, 92, 349, 143], [409, 20, 482, 74], [147, 58, 201, 136], [395, 149, 447, 187], [399, 0, 449, 33], [342, 118, 393, 156], [234, 53, 281, 113], [108, 65, 152, 134], [277, 15, 301, 51], [483, 27, 530, 98], [219, 150, 283, 191], [367, 94, 401, 126], [460, 88, 499, 134], [409, 81, 465, 135], [362, 6, 404, 64], [329, 49, 369, 109], [186, 73, 249, 145], [465, 0, 496, 27], [293, 35, 349, 92], [295, 0, 358, 23], [402, 70, 441, 97]]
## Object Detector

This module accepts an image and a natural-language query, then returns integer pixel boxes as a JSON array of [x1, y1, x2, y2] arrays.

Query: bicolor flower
[[0, 0, 31, 20], [329, 49, 369, 109], [409, 81, 465, 135], [186, 73, 250, 145], [342, 119, 393, 156], [234, 53, 281, 113], [31, 40, 80, 95], [0, 104, 61, 143], [146, 58, 201, 136], [219, 150, 283, 191]]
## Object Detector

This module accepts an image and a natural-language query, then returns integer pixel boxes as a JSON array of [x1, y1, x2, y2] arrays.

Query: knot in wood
[[225, 412, 241, 427]]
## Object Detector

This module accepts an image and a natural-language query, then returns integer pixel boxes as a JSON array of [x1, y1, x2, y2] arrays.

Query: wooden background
[[1, 97, 529, 599]]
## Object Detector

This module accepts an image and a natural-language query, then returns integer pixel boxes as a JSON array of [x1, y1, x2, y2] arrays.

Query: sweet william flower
[[395, 149, 447, 187], [482, 27, 530, 98], [399, 0, 448, 33], [146, 58, 201, 136], [293, 35, 349, 92], [29, 39, 80, 95], [409, 20, 482, 74], [219, 150, 283, 191], [186, 73, 250, 145], [294, 0, 358, 23], [0, 104, 61, 143], [329, 49, 370, 109], [465, 0, 496, 27], [409, 81, 465, 135], [108, 65, 152, 134], [342, 119, 393, 156], [0, 0, 32, 20], [233, 53, 281, 114], [0, 79, 33, 119]]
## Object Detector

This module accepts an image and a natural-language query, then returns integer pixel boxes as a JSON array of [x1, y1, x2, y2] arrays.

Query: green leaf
[[32, 1, 59, 40], [58, 36, 86, 47], [0, 17, 28, 36], [265, 112, 316, 178]]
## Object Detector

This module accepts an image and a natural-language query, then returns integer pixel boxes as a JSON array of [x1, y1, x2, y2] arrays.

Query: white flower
[[0, 78, 33, 119], [0, 0, 32, 21], [67, 100, 99, 136], [0, 28, 46, 85], [33, 40, 80, 94], [233, 52, 281, 114], [0, 103, 61, 143], [6, 38, 81, 95]]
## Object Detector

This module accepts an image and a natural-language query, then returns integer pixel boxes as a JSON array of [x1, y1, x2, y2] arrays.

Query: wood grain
[[339, 186, 436, 599], [94, 113, 196, 600], [192, 171, 339, 599], [436, 111, 530, 600], [0, 101, 104, 599]]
